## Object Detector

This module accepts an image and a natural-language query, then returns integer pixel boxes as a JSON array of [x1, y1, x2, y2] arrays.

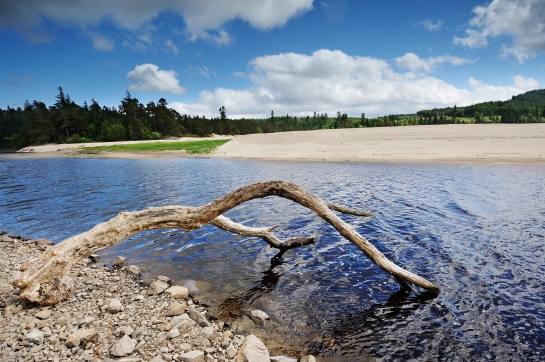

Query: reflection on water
[[1, 158, 545, 360]]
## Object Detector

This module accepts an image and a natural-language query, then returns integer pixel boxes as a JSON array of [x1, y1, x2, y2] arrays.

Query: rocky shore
[[0, 232, 317, 362]]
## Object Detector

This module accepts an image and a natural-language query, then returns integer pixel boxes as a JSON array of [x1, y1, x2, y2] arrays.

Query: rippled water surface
[[1, 158, 545, 360]]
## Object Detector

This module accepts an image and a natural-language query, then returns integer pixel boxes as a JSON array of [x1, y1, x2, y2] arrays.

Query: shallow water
[[1, 158, 545, 360]]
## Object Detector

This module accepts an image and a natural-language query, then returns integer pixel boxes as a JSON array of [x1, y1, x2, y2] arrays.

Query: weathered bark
[[13, 180, 439, 305]]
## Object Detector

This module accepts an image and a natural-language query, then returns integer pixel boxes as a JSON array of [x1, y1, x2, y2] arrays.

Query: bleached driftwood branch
[[13, 180, 439, 305]]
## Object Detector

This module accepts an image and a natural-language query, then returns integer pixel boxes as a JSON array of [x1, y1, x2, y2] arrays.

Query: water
[[1, 158, 545, 361]]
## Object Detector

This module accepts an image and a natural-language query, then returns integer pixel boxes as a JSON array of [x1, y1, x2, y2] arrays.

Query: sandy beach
[[2, 124, 545, 163]]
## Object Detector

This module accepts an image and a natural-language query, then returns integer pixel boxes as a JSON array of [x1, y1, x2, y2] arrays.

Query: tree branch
[[13, 180, 439, 306]]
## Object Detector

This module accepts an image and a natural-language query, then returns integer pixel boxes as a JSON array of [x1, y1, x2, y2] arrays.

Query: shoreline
[[1, 124, 544, 163], [0, 232, 316, 361]]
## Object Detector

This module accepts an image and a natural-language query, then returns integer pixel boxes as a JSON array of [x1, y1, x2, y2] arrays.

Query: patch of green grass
[[80, 139, 231, 154]]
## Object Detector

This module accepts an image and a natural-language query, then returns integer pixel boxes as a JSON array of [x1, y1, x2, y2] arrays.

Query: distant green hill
[[415, 88, 545, 124], [508, 89, 545, 104]]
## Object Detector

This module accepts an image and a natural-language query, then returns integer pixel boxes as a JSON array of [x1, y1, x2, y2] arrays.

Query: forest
[[1, 87, 544, 150]]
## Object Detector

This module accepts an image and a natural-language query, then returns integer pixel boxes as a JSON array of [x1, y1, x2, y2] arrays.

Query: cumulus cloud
[[127, 64, 186, 94], [169, 49, 541, 118], [454, 0, 545, 62], [395, 53, 474, 73], [0, 0, 313, 45]]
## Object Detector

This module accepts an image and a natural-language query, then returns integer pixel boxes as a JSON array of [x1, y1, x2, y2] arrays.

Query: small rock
[[178, 350, 205, 362], [188, 306, 211, 327], [112, 256, 126, 268], [122, 325, 135, 336], [148, 280, 169, 295], [201, 326, 216, 340], [250, 310, 270, 327], [270, 357, 298, 362], [110, 335, 136, 357], [106, 298, 123, 313], [166, 302, 186, 316], [221, 330, 233, 348], [149, 356, 166, 362], [127, 264, 141, 276], [36, 238, 54, 247], [78, 316, 96, 326], [300, 356, 317, 362], [25, 329, 45, 345], [165, 285, 189, 299], [156, 275, 172, 284], [235, 334, 269, 362], [89, 254, 100, 262], [166, 328, 180, 339], [35, 309, 52, 320], [65, 334, 81, 348], [226, 344, 237, 359]]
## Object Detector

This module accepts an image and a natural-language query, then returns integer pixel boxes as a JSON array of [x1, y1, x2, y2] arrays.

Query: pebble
[[0, 233, 317, 362]]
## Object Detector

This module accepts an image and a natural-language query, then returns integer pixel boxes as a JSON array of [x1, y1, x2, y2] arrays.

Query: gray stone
[[188, 306, 211, 327], [64, 334, 81, 348], [226, 344, 237, 359], [235, 334, 269, 362], [36, 238, 54, 247], [250, 310, 270, 327], [148, 280, 170, 295], [171, 314, 198, 332], [35, 309, 52, 320], [78, 316, 96, 326], [166, 302, 186, 316], [110, 335, 136, 357], [270, 357, 298, 362], [25, 329, 45, 345], [221, 330, 232, 348], [112, 256, 126, 268], [201, 326, 216, 340], [66, 328, 98, 348], [122, 325, 135, 336], [166, 328, 180, 339], [178, 350, 204, 362], [106, 298, 123, 313], [127, 264, 141, 276], [156, 275, 172, 284], [149, 356, 166, 362], [165, 286, 189, 299]]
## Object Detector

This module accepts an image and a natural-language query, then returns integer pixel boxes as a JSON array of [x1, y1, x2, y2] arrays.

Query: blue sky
[[1, 0, 544, 118]]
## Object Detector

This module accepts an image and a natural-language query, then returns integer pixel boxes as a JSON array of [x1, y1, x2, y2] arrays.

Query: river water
[[1, 158, 544, 361]]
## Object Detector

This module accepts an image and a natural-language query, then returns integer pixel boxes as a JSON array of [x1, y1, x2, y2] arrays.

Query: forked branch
[[13, 180, 439, 305]]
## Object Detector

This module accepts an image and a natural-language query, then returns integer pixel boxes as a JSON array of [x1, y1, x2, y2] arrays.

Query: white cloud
[[419, 19, 444, 31], [454, 0, 545, 62], [164, 39, 179, 56], [88, 32, 114, 52], [169, 49, 541, 118], [0, 0, 313, 45], [186, 66, 216, 78], [127, 64, 186, 94], [395, 53, 473, 73]]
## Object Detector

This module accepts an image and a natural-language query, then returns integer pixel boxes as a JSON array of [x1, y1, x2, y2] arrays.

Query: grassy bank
[[80, 139, 231, 154]]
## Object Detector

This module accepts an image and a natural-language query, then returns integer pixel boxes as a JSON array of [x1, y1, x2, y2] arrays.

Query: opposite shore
[[1, 123, 544, 163]]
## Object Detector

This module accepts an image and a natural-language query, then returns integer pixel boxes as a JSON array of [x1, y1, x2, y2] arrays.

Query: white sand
[[3, 124, 545, 163], [215, 124, 545, 163]]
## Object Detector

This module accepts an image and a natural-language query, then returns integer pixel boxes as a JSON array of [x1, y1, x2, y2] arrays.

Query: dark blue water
[[1, 158, 545, 361]]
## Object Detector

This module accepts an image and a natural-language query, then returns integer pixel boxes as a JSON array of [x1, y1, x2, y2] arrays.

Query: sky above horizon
[[1, 0, 544, 118]]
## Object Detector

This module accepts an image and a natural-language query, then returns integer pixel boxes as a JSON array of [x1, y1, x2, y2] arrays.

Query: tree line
[[1, 87, 544, 149]]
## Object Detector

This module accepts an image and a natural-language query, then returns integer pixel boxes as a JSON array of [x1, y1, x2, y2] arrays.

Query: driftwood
[[13, 180, 439, 305]]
